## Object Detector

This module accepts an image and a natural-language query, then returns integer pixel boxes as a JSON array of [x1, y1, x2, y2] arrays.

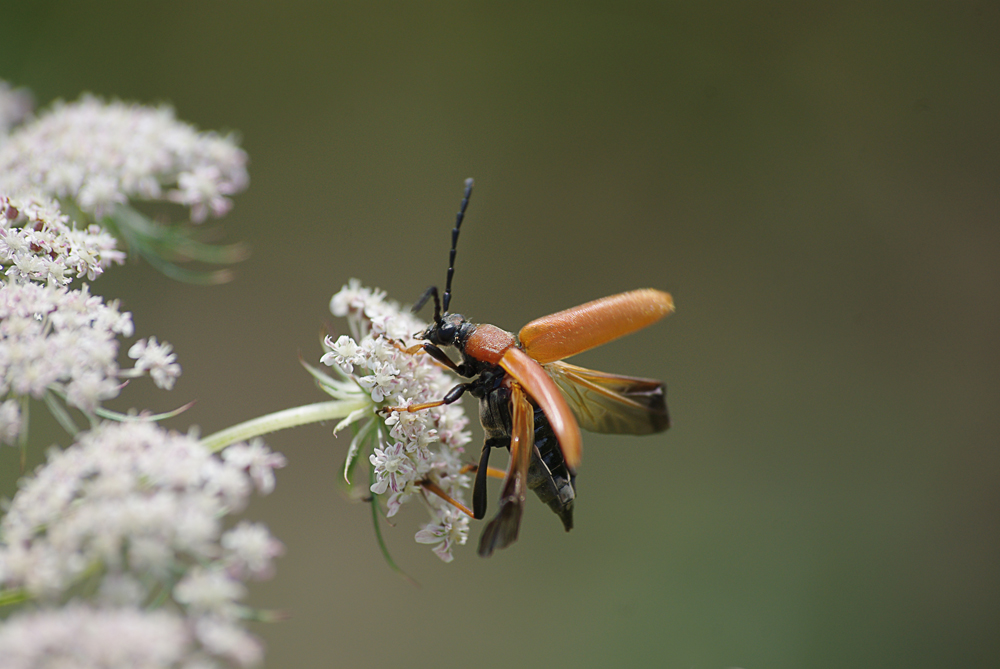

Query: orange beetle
[[389, 179, 673, 556]]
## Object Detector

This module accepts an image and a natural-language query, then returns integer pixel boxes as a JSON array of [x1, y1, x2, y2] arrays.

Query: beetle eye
[[438, 322, 456, 343]]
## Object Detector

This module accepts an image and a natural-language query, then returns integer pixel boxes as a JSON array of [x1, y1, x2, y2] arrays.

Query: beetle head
[[417, 311, 469, 349]]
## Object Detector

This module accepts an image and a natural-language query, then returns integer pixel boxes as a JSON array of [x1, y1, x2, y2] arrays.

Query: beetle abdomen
[[526, 406, 576, 531]]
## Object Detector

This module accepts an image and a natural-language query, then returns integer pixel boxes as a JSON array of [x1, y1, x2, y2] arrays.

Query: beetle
[[386, 178, 673, 556]]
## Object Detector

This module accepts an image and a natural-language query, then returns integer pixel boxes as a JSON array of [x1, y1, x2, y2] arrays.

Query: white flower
[[96, 574, 147, 607], [0, 282, 128, 412], [356, 359, 400, 403], [0, 282, 176, 414], [169, 164, 237, 222], [194, 615, 264, 668], [0, 193, 125, 285], [0, 601, 266, 668], [221, 438, 287, 495], [329, 277, 382, 318], [0, 95, 248, 222], [174, 566, 246, 617], [320, 334, 363, 373], [0, 422, 280, 604], [0, 604, 196, 669], [202, 457, 253, 512], [414, 511, 470, 563], [0, 80, 32, 139], [221, 521, 284, 580], [369, 442, 417, 494], [128, 336, 181, 389], [320, 280, 473, 559], [0, 398, 22, 446], [77, 173, 127, 214], [385, 482, 419, 518]]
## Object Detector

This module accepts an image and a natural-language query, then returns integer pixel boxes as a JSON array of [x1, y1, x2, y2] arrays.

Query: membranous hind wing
[[478, 382, 535, 557], [544, 361, 670, 435]]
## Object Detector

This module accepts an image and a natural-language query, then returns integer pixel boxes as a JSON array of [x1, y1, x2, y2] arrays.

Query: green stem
[[18, 395, 29, 471], [199, 399, 370, 453], [43, 390, 82, 436], [0, 588, 29, 608]]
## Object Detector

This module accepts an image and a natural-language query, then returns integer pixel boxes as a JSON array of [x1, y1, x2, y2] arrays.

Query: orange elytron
[[387, 179, 673, 556]]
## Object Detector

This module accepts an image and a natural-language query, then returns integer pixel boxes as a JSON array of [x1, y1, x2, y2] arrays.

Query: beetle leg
[[471, 436, 506, 519], [380, 382, 469, 414], [388, 339, 425, 355], [460, 463, 506, 479], [389, 340, 472, 377], [478, 383, 534, 557], [473, 447, 491, 519], [420, 343, 462, 374], [389, 339, 466, 372], [418, 479, 474, 518]]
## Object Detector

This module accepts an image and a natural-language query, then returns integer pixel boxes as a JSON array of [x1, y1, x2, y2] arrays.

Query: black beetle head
[[419, 312, 468, 348]]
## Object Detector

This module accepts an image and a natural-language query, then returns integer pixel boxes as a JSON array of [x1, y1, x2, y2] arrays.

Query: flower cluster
[[0, 94, 248, 222], [1, 192, 125, 285], [0, 80, 32, 140], [319, 280, 472, 561], [0, 605, 194, 669], [0, 80, 271, 663], [0, 421, 284, 667], [0, 281, 180, 445]]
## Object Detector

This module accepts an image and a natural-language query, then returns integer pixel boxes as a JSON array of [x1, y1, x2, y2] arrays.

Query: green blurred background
[[2, 2, 998, 667]]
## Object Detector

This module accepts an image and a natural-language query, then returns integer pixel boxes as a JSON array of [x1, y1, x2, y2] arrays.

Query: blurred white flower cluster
[[0, 605, 195, 669], [0, 80, 32, 141], [0, 80, 249, 285], [0, 79, 277, 666], [0, 93, 248, 222], [0, 421, 284, 668], [319, 280, 472, 562], [1, 192, 124, 285], [0, 281, 180, 446], [0, 79, 255, 446]]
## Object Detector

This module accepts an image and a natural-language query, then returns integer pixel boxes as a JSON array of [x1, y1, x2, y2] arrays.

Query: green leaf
[[104, 204, 246, 284], [94, 401, 195, 423], [343, 418, 376, 484]]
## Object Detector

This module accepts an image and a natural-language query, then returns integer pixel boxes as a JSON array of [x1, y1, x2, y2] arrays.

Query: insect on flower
[[385, 179, 673, 556]]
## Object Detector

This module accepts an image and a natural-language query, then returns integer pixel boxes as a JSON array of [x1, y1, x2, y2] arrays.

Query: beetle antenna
[[413, 285, 441, 323], [442, 178, 474, 315]]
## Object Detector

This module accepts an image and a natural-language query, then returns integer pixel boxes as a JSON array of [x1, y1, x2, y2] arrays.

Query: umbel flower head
[[317, 280, 472, 562], [0, 605, 197, 669], [0, 93, 248, 222], [0, 83, 250, 284], [0, 421, 284, 667], [0, 281, 180, 446], [1, 192, 124, 285]]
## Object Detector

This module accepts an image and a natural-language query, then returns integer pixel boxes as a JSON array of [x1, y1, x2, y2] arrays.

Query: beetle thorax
[[463, 323, 516, 365]]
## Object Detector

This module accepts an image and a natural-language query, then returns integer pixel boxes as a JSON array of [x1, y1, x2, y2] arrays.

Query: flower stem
[[0, 587, 29, 608], [199, 399, 370, 453]]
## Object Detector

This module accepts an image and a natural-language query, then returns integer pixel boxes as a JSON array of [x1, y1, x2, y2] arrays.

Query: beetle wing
[[499, 346, 582, 471], [478, 382, 534, 557], [544, 361, 670, 434], [519, 289, 674, 364]]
